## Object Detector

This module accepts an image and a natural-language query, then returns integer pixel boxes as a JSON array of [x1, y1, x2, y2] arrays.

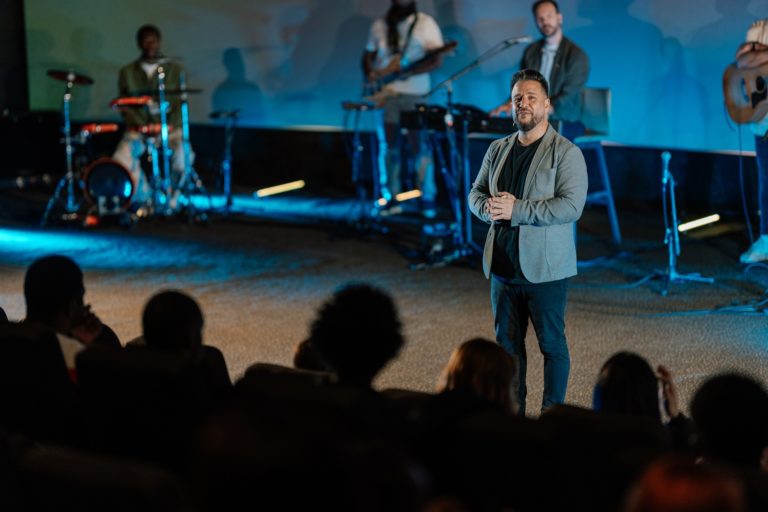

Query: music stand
[[417, 37, 530, 265]]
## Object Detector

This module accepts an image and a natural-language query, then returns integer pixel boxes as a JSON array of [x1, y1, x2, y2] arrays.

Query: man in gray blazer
[[491, 0, 589, 141], [469, 69, 587, 415]]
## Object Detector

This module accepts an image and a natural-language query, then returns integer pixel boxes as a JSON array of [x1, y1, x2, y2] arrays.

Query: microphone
[[504, 35, 533, 45], [661, 151, 671, 184]]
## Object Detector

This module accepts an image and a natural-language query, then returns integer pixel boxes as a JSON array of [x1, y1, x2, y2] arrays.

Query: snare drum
[[82, 158, 135, 213]]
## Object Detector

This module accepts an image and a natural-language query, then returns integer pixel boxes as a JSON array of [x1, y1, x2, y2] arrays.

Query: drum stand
[[41, 73, 82, 226], [156, 62, 174, 206], [650, 151, 714, 295], [169, 71, 209, 220], [145, 134, 166, 214]]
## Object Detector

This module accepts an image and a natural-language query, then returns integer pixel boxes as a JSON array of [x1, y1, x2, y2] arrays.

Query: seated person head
[[623, 455, 745, 512], [142, 290, 203, 354], [309, 283, 404, 386], [691, 372, 768, 470], [0, 306, 7, 323], [24, 255, 85, 333], [593, 351, 660, 421], [439, 337, 519, 414]]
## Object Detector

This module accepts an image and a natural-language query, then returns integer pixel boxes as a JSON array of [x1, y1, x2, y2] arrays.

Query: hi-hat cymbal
[[47, 69, 94, 85]]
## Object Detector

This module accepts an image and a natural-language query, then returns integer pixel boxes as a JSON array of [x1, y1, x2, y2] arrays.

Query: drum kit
[[41, 62, 208, 227]]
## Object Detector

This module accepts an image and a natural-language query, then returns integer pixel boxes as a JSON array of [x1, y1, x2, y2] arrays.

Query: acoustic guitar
[[363, 41, 457, 103], [723, 62, 768, 123]]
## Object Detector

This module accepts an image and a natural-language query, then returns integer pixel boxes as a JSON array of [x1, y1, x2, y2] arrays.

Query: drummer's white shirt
[[140, 61, 159, 79]]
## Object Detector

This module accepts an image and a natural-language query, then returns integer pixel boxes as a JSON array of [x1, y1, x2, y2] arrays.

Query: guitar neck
[[379, 42, 456, 86]]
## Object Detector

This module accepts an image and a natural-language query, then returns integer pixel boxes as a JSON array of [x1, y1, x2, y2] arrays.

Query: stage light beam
[[255, 180, 306, 198], [395, 189, 422, 202], [678, 214, 720, 233]]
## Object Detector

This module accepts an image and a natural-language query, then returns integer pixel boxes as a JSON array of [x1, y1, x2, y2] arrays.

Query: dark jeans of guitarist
[[754, 135, 768, 237], [375, 94, 436, 215]]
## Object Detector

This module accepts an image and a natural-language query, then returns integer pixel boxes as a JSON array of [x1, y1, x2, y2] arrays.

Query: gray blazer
[[468, 125, 587, 283]]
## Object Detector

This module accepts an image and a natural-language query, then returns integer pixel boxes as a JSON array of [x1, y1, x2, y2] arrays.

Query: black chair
[[16, 444, 191, 511], [540, 404, 673, 512], [418, 410, 560, 511], [75, 344, 213, 469], [0, 322, 82, 445]]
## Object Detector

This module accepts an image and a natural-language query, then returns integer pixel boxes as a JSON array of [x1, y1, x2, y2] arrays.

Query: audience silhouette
[[3, 271, 768, 511], [23, 254, 119, 379], [308, 283, 404, 387], [691, 373, 768, 472], [622, 456, 746, 512]]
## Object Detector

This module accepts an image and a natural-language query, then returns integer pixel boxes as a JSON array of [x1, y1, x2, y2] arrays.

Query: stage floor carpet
[[0, 190, 766, 414]]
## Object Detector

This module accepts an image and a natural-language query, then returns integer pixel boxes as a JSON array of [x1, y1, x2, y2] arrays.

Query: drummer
[[112, 24, 194, 206]]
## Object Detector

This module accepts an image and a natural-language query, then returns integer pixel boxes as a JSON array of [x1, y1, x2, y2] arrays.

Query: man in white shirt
[[362, 0, 445, 216]]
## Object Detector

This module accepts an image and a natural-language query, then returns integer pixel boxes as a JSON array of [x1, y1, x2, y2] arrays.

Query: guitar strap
[[399, 13, 419, 57]]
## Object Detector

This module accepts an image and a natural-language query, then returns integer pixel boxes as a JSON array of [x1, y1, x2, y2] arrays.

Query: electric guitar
[[363, 41, 457, 101], [723, 62, 768, 123]]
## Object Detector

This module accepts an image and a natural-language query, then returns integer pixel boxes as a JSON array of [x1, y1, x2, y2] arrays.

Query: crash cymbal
[[47, 69, 94, 85]]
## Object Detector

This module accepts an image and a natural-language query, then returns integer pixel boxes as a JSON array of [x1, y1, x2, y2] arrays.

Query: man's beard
[[514, 110, 544, 132], [538, 22, 560, 38]]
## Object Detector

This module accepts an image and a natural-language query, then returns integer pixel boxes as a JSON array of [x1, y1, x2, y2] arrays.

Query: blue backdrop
[[24, 0, 768, 152]]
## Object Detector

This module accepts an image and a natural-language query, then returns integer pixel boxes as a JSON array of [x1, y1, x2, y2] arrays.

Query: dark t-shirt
[[491, 136, 543, 282]]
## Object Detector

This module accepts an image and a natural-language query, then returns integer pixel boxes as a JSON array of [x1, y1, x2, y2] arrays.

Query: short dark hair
[[142, 290, 203, 353], [510, 68, 549, 97], [136, 24, 161, 46], [310, 283, 404, 386], [532, 0, 560, 15], [24, 255, 84, 324]]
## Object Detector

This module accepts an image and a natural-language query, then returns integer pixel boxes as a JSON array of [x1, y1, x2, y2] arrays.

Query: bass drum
[[82, 157, 135, 213]]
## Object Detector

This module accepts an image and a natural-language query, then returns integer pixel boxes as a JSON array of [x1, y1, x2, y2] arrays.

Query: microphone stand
[[651, 151, 714, 295], [419, 37, 529, 266]]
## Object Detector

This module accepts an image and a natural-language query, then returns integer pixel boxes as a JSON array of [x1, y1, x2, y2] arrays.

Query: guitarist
[[362, 0, 445, 216], [735, 19, 768, 263]]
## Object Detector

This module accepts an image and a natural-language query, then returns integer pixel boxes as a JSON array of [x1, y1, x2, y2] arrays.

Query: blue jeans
[[754, 135, 768, 235], [491, 276, 570, 415]]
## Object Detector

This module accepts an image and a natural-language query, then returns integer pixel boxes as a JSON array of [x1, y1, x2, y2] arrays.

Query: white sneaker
[[740, 234, 768, 263]]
